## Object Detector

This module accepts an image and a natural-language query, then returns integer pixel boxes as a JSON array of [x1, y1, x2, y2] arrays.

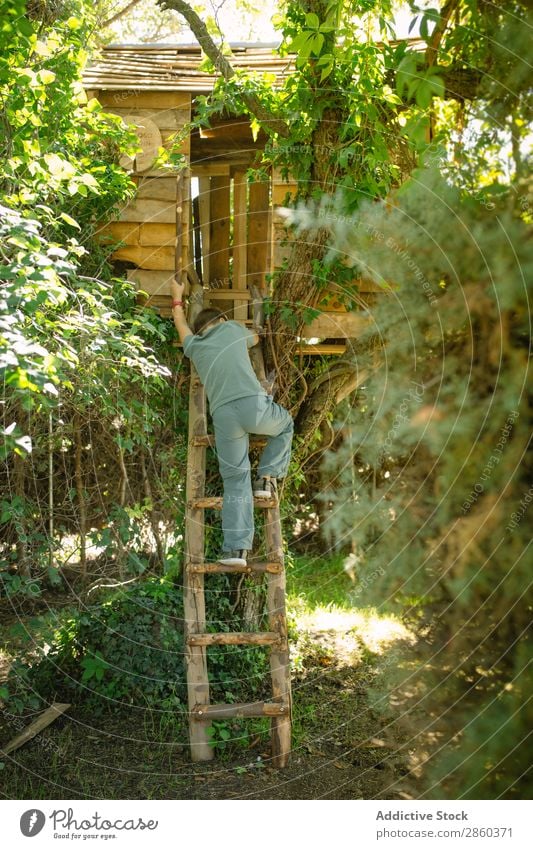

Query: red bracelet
[[172, 300, 184, 308]]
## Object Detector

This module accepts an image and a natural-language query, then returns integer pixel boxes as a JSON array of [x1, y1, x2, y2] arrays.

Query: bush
[[6, 576, 269, 716]]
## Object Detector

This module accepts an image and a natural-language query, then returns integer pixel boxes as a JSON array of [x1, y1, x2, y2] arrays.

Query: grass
[[287, 552, 352, 610]]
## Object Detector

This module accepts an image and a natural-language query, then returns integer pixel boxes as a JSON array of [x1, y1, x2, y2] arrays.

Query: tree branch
[[157, 0, 290, 137], [425, 0, 460, 67], [103, 0, 144, 29]]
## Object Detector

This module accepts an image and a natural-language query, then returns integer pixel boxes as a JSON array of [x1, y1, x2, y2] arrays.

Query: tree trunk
[[140, 449, 165, 568], [14, 445, 29, 578], [73, 411, 87, 579]]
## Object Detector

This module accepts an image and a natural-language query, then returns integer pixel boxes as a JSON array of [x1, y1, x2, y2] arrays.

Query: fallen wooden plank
[[1, 703, 70, 756]]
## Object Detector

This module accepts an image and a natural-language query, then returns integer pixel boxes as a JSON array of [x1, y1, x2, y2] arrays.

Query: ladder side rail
[[265, 504, 292, 768], [184, 374, 213, 762]]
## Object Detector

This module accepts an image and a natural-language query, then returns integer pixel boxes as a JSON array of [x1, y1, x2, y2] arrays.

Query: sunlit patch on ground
[[289, 600, 416, 666]]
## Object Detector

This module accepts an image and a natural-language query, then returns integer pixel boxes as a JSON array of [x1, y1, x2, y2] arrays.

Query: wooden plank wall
[[91, 89, 192, 313], [200, 169, 271, 323]]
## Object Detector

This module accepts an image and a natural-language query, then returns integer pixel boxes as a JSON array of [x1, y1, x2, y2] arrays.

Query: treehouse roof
[[82, 38, 424, 92], [82, 43, 296, 91]]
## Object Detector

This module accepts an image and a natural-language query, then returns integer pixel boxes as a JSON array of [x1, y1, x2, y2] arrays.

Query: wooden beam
[[248, 178, 270, 293], [198, 176, 211, 284], [119, 198, 177, 224], [97, 222, 140, 245], [232, 170, 248, 321], [97, 90, 191, 110], [209, 175, 231, 312], [113, 245, 175, 270], [127, 269, 173, 297], [160, 128, 190, 157], [134, 177, 178, 202], [204, 288, 251, 300], [300, 312, 370, 339], [106, 106, 190, 130], [139, 223, 176, 246], [192, 164, 230, 176], [297, 343, 347, 355]]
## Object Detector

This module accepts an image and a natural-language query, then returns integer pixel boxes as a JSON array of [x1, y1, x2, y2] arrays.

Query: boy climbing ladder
[[171, 280, 294, 566], [172, 278, 292, 767]]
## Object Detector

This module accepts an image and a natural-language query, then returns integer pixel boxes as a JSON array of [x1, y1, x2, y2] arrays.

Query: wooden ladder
[[183, 367, 292, 767]]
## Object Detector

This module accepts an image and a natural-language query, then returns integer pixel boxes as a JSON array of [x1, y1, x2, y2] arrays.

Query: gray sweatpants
[[211, 394, 294, 551]]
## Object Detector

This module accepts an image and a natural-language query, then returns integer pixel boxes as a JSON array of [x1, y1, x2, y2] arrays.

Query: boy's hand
[[171, 279, 185, 302]]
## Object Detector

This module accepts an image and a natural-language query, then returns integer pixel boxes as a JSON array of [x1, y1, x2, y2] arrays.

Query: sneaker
[[253, 476, 278, 499], [217, 549, 247, 567]]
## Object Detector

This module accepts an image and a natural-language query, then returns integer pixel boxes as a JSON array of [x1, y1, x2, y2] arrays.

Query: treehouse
[[83, 43, 378, 353]]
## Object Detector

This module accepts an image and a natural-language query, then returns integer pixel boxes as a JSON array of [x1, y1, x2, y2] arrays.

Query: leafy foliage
[[6, 576, 268, 715], [0, 0, 188, 589], [290, 158, 531, 797]]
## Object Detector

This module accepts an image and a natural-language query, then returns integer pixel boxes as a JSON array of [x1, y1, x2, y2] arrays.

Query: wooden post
[[232, 170, 248, 321], [175, 173, 183, 287], [177, 167, 212, 761], [192, 194, 202, 281], [248, 177, 270, 294], [183, 369, 213, 762], [181, 168, 190, 290], [198, 176, 211, 285], [265, 506, 292, 768], [209, 175, 231, 315]]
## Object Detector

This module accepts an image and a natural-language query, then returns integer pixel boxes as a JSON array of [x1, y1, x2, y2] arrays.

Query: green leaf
[[305, 12, 320, 29], [290, 31, 314, 55], [59, 212, 81, 229], [37, 69, 56, 85], [15, 436, 32, 454], [428, 73, 445, 99], [420, 8, 440, 41], [310, 33, 325, 56]]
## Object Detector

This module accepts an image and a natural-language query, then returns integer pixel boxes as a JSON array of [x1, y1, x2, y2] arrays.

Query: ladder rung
[[188, 631, 279, 647], [191, 701, 288, 720], [188, 561, 282, 575], [190, 496, 277, 509], [191, 434, 267, 448]]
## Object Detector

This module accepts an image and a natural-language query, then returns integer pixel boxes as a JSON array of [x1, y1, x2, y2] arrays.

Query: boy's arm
[[171, 280, 193, 344]]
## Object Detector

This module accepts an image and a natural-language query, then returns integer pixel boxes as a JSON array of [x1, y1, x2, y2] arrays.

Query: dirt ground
[[0, 588, 419, 800]]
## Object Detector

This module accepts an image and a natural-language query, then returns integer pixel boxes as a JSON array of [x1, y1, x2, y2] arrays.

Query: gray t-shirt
[[183, 320, 266, 413]]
